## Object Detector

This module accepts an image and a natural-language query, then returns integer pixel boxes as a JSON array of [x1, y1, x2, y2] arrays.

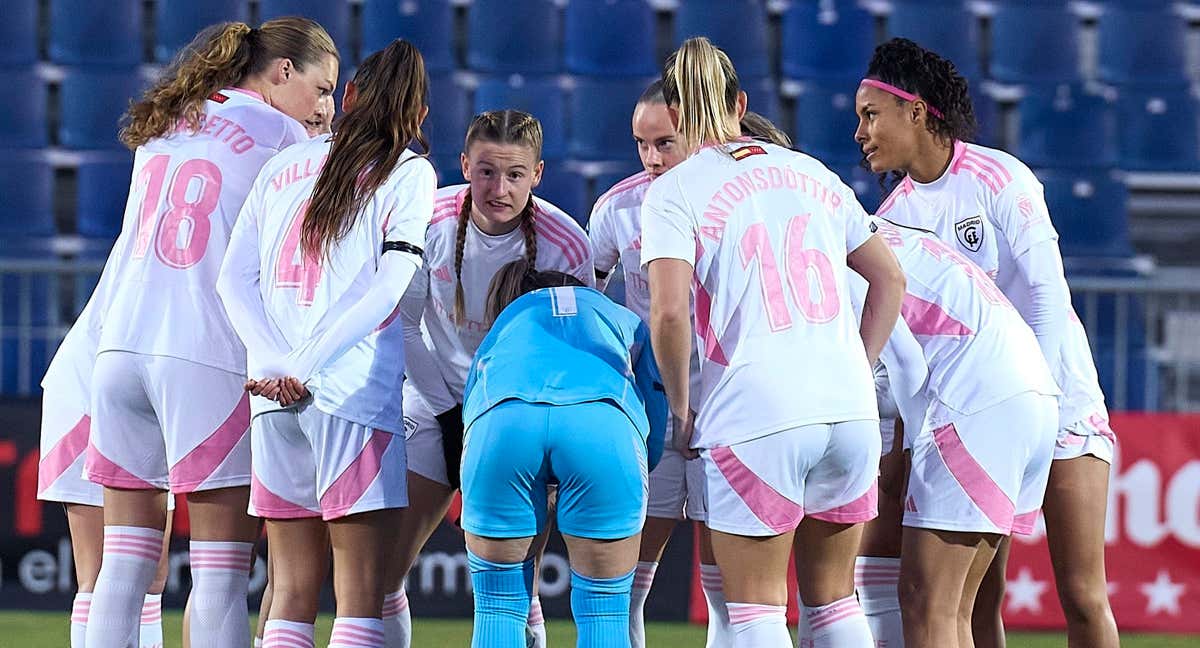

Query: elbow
[[650, 302, 690, 335]]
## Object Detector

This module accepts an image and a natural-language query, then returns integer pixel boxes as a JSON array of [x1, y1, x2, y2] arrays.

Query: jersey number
[[131, 155, 222, 269], [274, 199, 323, 306], [740, 213, 840, 331]]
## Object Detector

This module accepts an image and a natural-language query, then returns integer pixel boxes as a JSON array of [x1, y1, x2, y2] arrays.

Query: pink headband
[[859, 79, 943, 119]]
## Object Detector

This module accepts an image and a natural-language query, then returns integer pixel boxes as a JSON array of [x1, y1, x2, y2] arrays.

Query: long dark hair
[[484, 259, 585, 322], [302, 39, 429, 260]]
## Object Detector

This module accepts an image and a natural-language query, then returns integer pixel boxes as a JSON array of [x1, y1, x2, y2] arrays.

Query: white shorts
[[646, 439, 707, 521], [1053, 405, 1115, 464], [39, 372, 102, 506], [250, 404, 408, 521], [702, 420, 881, 537], [906, 392, 1058, 536], [85, 351, 251, 494], [402, 382, 451, 486]]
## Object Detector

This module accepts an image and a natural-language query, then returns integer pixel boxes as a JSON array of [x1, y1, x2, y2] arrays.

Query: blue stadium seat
[[674, 0, 770, 78], [474, 76, 567, 159], [970, 80, 1001, 148], [0, 152, 55, 235], [430, 154, 464, 186], [0, 236, 56, 396], [154, 1, 250, 63], [425, 74, 472, 157], [781, 0, 876, 81], [793, 79, 862, 166], [258, 0, 353, 62], [536, 164, 590, 226], [989, 1, 1081, 85], [467, 0, 561, 74], [743, 76, 782, 125], [49, 0, 143, 66], [76, 157, 134, 239], [565, 0, 657, 77], [1097, 3, 1187, 86], [1116, 86, 1200, 171], [1036, 168, 1132, 258], [886, 1, 981, 80], [0, 70, 48, 148], [837, 165, 884, 214], [1018, 84, 1115, 169], [362, 0, 455, 73], [59, 68, 145, 150], [568, 77, 649, 161], [0, 0, 39, 65]]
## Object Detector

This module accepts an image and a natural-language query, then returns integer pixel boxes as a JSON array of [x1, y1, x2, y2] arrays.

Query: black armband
[[382, 240, 423, 257]]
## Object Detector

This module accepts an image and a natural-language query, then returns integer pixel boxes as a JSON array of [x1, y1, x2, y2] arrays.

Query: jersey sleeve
[[992, 176, 1059, 260], [587, 201, 621, 276], [840, 184, 875, 253], [381, 158, 437, 251], [277, 115, 310, 152], [879, 316, 930, 438], [632, 319, 667, 471], [399, 268, 459, 413], [640, 177, 696, 268]]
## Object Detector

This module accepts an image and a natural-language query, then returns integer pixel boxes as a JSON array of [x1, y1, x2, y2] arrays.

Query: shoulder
[[431, 184, 469, 227], [949, 141, 1033, 197], [217, 93, 307, 150], [592, 171, 652, 218], [875, 176, 914, 217], [383, 151, 437, 190], [532, 196, 591, 265]]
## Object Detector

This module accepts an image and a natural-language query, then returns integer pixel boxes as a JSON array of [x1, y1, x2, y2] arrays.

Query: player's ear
[[272, 57, 294, 85], [531, 159, 544, 188], [341, 81, 357, 113]]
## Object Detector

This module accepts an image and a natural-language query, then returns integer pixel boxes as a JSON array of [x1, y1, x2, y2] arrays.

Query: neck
[[236, 76, 272, 105], [906, 137, 955, 184], [470, 205, 522, 237]]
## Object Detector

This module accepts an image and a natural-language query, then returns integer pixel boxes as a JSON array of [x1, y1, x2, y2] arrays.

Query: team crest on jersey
[[730, 145, 767, 161], [955, 215, 984, 252]]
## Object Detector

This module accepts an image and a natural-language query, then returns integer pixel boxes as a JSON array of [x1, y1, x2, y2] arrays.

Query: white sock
[[525, 596, 546, 648], [727, 602, 790, 647], [700, 564, 734, 647], [140, 593, 164, 648], [71, 592, 91, 648], [255, 638, 264, 648], [85, 526, 163, 647], [383, 587, 411, 648], [263, 619, 315, 648], [188, 540, 254, 648], [802, 594, 874, 647], [856, 557, 903, 647], [629, 561, 658, 648], [329, 617, 385, 648]]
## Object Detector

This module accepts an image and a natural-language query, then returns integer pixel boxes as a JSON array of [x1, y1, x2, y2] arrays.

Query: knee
[[899, 577, 953, 622], [1057, 578, 1112, 622]]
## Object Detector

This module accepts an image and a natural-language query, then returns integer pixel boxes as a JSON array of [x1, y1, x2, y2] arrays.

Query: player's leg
[[696, 527, 733, 648], [139, 510, 172, 648], [900, 529, 995, 648], [630, 440, 686, 648], [970, 537, 1009, 648], [854, 418, 906, 648], [65, 504, 105, 647], [256, 551, 273, 648]]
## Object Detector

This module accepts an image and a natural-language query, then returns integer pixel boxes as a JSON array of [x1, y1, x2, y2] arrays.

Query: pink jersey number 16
[[131, 154, 222, 269], [740, 213, 841, 331], [274, 199, 323, 306]]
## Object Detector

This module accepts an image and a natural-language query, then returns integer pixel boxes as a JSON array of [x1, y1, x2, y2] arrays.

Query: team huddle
[[34, 15, 1120, 648]]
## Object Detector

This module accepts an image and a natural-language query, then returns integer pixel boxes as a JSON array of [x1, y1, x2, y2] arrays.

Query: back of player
[[81, 19, 338, 648], [642, 38, 905, 648]]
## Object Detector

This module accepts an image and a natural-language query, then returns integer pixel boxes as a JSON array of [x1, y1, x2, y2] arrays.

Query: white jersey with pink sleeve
[[97, 88, 308, 374], [411, 184, 594, 402], [588, 171, 653, 320], [232, 135, 436, 432], [876, 140, 1106, 426], [640, 141, 878, 448]]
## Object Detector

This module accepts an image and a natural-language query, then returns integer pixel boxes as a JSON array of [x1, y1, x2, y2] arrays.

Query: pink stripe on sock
[[169, 393, 250, 491], [809, 605, 864, 632], [711, 446, 803, 533], [807, 597, 863, 631], [728, 603, 784, 625], [264, 627, 315, 648], [528, 597, 544, 625], [37, 414, 90, 495], [932, 423, 1015, 532], [810, 479, 878, 524], [320, 430, 394, 520], [330, 624, 385, 647], [383, 590, 409, 617]]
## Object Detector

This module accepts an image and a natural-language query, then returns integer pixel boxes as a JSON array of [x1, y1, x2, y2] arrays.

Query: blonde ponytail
[[662, 37, 742, 152]]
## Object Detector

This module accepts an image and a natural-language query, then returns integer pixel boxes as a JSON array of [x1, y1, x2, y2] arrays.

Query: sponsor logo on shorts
[[955, 215, 984, 252]]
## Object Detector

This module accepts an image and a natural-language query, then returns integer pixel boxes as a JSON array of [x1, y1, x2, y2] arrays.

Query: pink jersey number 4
[[274, 199, 323, 306], [131, 154, 222, 269], [740, 213, 841, 331]]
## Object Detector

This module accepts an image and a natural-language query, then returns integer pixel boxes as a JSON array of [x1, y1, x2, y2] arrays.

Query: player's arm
[[587, 205, 620, 291], [848, 234, 906, 366], [631, 321, 668, 471]]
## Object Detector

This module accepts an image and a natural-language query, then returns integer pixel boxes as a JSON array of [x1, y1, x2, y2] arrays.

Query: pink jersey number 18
[[131, 154, 223, 269], [740, 213, 841, 331], [274, 199, 323, 306]]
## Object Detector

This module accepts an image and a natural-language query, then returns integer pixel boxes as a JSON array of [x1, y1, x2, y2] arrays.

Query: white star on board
[[1107, 581, 1119, 597], [1140, 570, 1186, 616], [1006, 568, 1048, 614]]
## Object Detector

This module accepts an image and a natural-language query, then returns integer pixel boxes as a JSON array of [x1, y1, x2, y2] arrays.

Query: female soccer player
[[643, 37, 905, 647], [849, 218, 1060, 648], [391, 109, 594, 647], [854, 37, 1118, 648], [459, 259, 666, 648], [217, 39, 433, 648], [79, 18, 338, 647]]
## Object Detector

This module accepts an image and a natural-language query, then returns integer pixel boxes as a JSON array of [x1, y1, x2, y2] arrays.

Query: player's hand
[[672, 410, 698, 459], [274, 376, 310, 406]]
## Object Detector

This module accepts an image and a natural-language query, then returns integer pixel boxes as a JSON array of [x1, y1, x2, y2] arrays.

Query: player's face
[[270, 54, 339, 126], [303, 95, 335, 137], [854, 83, 922, 174], [633, 102, 684, 179], [462, 141, 544, 233]]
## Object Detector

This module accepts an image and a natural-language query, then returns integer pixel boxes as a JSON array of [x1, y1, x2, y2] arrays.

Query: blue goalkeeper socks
[[467, 550, 534, 648], [571, 568, 635, 648]]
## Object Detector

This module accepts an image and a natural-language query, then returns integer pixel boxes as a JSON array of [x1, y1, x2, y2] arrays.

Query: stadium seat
[[1097, 3, 1188, 86], [0, 0, 38, 65], [886, 1, 981, 80], [989, 1, 1081, 85], [970, 80, 1001, 148], [361, 0, 455, 73], [837, 165, 884, 214], [0, 70, 48, 148], [258, 0, 354, 62], [568, 77, 650, 161], [425, 74, 472, 157], [536, 164, 591, 226], [0, 235, 56, 396], [474, 76, 567, 159], [0, 152, 55, 236], [50, 0, 144, 66], [565, 0, 657, 77], [743, 76, 783, 125], [793, 79, 863, 166], [1036, 168, 1132, 258], [467, 0, 561, 74], [154, 0, 250, 63], [76, 157, 134, 239], [430, 154, 464, 186], [674, 0, 770, 78], [780, 0, 876, 81], [1116, 86, 1200, 171], [59, 68, 145, 150], [1017, 84, 1115, 169]]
